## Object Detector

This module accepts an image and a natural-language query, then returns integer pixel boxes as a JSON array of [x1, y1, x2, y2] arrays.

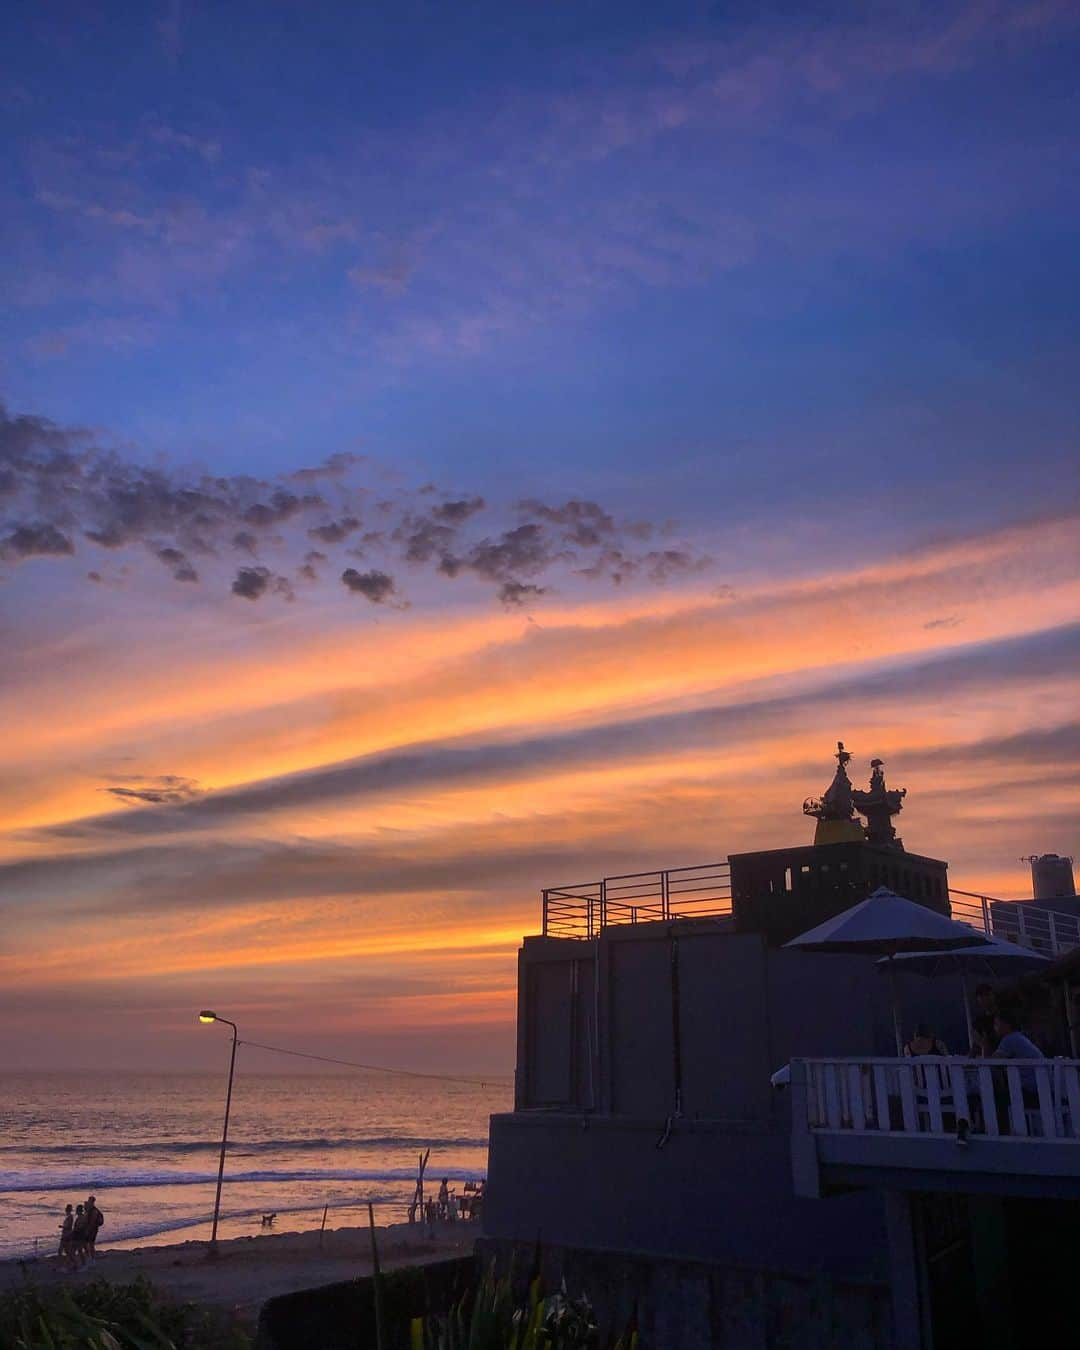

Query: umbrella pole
[[888, 957, 904, 1055], [961, 974, 973, 1052]]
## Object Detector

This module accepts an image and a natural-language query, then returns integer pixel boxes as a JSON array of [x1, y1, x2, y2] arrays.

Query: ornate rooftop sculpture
[[803, 742, 865, 845], [852, 757, 906, 850], [804, 743, 907, 849]]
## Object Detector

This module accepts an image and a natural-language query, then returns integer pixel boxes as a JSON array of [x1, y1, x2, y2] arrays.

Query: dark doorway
[[914, 1192, 976, 1347]]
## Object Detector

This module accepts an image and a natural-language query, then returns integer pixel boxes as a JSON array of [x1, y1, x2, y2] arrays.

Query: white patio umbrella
[[879, 936, 1050, 1048], [785, 887, 992, 1052]]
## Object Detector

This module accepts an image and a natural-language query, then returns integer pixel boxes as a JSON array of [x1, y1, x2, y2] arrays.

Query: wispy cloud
[[101, 774, 203, 806], [157, 0, 185, 62], [11, 2, 1077, 362]]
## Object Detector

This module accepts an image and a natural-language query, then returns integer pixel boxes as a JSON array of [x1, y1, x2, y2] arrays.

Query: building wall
[[1029, 853, 1076, 902], [609, 935, 677, 1117], [493, 919, 966, 1284], [517, 923, 966, 1116], [678, 933, 771, 1120], [523, 955, 574, 1105], [484, 1111, 891, 1280], [730, 842, 949, 946], [518, 939, 596, 1110]]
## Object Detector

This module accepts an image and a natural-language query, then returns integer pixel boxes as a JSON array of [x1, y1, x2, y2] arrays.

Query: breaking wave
[[0, 1135, 487, 1158], [0, 1164, 483, 1195]]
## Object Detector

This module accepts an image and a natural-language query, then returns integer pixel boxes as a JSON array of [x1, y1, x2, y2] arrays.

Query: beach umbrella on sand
[[785, 887, 992, 1053], [879, 937, 1050, 1048]]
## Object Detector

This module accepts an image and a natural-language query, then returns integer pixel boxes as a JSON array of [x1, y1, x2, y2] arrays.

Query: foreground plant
[[0, 1276, 250, 1350], [407, 1263, 635, 1350]]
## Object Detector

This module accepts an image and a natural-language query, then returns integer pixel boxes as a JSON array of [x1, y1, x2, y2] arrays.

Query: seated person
[[904, 1023, 948, 1057], [991, 1006, 1044, 1125], [992, 1008, 1043, 1066]]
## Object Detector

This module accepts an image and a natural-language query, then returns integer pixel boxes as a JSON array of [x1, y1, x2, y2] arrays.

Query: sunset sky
[[2, 1, 1078, 1074]]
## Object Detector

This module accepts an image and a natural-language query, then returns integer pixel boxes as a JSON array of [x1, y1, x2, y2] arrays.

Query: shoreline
[[0, 1219, 477, 1324]]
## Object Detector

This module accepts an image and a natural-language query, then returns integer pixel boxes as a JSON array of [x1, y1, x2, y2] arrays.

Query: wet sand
[[0, 1220, 476, 1325]]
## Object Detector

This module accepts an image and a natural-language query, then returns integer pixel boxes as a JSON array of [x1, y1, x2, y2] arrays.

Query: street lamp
[[198, 1010, 238, 1249]]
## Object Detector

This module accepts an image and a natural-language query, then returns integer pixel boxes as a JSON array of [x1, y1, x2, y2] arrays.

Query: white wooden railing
[[803, 1056, 1080, 1142]]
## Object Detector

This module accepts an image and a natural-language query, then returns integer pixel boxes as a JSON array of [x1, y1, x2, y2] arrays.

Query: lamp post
[[198, 1010, 238, 1250]]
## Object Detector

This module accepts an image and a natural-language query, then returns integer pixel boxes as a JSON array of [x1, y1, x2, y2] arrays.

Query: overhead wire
[[237, 1036, 512, 1089]]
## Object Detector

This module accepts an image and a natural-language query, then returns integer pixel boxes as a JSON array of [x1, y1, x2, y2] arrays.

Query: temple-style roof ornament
[[803, 742, 865, 845], [804, 743, 908, 850], [852, 756, 907, 850]]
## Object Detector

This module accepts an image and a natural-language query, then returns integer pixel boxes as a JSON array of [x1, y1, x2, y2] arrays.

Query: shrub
[[0, 1275, 250, 1350], [407, 1263, 636, 1350]]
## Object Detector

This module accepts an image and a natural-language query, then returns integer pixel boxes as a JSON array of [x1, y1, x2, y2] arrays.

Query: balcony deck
[[790, 1056, 1080, 1201]]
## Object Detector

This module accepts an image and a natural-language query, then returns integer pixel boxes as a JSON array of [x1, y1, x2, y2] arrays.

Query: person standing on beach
[[84, 1195, 103, 1261], [58, 1204, 74, 1267], [71, 1204, 89, 1266]]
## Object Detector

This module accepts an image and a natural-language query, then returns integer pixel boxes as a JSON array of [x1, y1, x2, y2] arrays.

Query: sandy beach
[[0, 1220, 477, 1326]]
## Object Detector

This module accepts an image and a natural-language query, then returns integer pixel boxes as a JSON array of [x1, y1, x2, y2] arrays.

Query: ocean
[[0, 1071, 512, 1262]]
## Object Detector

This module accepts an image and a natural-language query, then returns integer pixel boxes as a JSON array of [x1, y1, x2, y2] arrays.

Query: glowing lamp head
[[199, 1011, 217, 1024]]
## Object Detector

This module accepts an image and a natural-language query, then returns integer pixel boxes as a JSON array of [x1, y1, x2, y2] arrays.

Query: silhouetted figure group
[[58, 1195, 104, 1269], [902, 986, 1047, 1140], [423, 1176, 455, 1224], [419, 1175, 486, 1225]]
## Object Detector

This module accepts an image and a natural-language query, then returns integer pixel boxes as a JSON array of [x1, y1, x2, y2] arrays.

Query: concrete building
[[1026, 852, 1076, 903], [481, 749, 1080, 1347]]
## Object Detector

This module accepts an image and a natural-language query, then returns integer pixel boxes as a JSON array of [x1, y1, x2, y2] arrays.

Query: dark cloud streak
[[0, 403, 707, 606], [0, 835, 643, 921], [32, 621, 1079, 843], [102, 774, 203, 806]]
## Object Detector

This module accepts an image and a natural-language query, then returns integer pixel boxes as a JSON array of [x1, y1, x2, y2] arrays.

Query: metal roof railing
[[542, 862, 732, 939], [947, 889, 1080, 958], [539, 865, 1080, 954]]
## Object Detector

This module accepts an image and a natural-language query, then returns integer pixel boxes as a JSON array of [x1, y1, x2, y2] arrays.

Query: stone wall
[[255, 1256, 473, 1350], [477, 1237, 893, 1350]]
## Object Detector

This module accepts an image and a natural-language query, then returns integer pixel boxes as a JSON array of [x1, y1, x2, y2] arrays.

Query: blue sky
[[4, 1, 1078, 532]]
